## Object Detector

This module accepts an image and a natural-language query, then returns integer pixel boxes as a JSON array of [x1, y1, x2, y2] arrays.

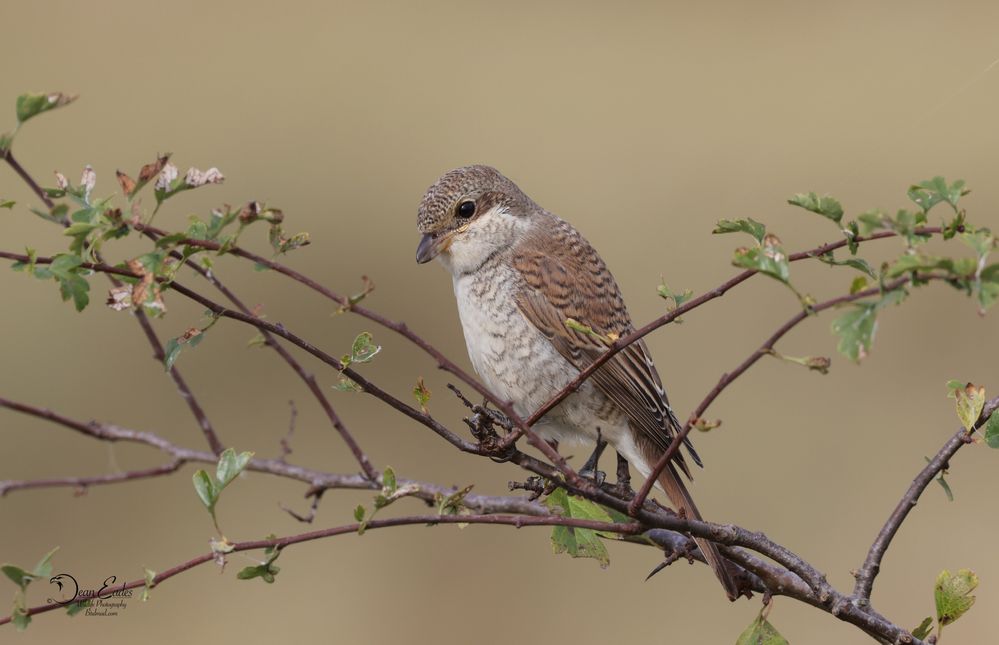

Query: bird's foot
[[467, 411, 517, 462], [579, 467, 607, 487], [579, 432, 608, 474], [595, 452, 635, 499], [509, 476, 557, 501]]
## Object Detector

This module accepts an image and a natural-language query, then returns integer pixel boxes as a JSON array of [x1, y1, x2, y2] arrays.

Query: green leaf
[[216, 448, 254, 488], [140, 568, 156, 602], [952, 383, 986, 433], [164, 338, 183, 371], [849, 276, 868, 295], [885, 253, 956, 278], [831, 303, 877, 362], [817, 253, 876, 278], [959, 229, 995, 259], [58, 273, 90, 311], [936, 471, 954, 502], [31, 547, 58, 578], [713, 218, 766, 243], [911, 617, 933, 640], [333, 375, 362, 392], [353, 505, 366, 522], [544, 488, 613, 568], [732, 234, 790, 283], [935, 568, 977, 627], [857, 209, 888, 235], [845, 220, 861, 254], [657, 279, 693, 321], [830, 290, 905, 362], [1, 565, 32, 590], [48, 253, 83, 276], [981, 408, 999, 448], [12, 607, 30, 631], [236, 543, 281, 584], [192, 470, 218, 512], [735, 609, 789, 645], [66, 599, 89, 616], [350, 332, 381, 363], [0, 199, 14, 209], [788, 191, 844, 224], [769, 351, 831, 374], [382, 466, 397, 493], [15, 92, 78, 124], [909, 177, 968, 213], [412, 377, 431, 413], [436, 485, 474, 517]]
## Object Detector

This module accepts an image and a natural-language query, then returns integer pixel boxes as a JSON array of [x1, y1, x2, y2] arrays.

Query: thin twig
[[0, 395, 546, 515], [627, 274, 937, 515], [853, 396, 999, 601], [1, 149, 55, 209], [143, 226, 376, 479]]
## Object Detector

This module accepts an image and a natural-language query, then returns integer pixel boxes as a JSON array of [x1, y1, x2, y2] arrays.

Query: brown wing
[[512, 216, 700, 476]]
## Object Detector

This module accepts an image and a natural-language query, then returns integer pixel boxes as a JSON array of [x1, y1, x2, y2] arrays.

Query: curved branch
[[853, 396, 999, 601], [0, 512, 643, 628], [628, 274, 937, 515]]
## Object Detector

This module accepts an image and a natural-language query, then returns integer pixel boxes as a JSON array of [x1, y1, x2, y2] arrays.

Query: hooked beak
[[416, 232, 448, 264]]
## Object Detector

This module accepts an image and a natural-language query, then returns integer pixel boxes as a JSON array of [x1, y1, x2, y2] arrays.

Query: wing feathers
[[512, 216, 699, 474]]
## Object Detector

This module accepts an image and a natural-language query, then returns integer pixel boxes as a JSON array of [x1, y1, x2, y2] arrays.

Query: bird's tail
[[657, 464, 738, 601]]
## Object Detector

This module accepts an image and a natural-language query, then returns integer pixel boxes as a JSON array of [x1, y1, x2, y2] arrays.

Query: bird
[[415, 165, 737, 600]]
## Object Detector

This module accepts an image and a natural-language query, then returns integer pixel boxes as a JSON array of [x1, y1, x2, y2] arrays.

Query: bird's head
[[416, 165, 534, 273]]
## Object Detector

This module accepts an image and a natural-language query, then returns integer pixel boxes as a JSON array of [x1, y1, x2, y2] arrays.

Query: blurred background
[[2, 1, 998, 643]]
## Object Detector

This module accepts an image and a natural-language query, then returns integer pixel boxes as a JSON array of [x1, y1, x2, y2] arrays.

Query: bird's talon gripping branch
[[509, 475, 556, 501]]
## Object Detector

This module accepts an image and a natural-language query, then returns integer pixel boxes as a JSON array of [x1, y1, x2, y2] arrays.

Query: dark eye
[[457, 201, 476, 218]]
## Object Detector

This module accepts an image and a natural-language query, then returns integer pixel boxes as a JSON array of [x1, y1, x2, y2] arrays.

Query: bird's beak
[[416, 232, 447, 264]]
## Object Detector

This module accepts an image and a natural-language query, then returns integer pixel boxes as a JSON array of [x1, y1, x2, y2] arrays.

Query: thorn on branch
[[280, 487, 326, 524], [645, 539, 697, 581]]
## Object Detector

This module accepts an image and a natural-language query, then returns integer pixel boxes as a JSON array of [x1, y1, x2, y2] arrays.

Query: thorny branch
[[0, 150, 985, 643]]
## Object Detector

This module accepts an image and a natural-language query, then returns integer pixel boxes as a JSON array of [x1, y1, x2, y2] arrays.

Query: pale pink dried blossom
[[184, 166, 225, 188], [155, 163, 178, 191], [79, 165, 96, 200], [106, 286, 132, 311]]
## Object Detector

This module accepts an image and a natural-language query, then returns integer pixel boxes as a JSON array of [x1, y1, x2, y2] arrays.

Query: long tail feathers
[[657, 464, 738, 601]]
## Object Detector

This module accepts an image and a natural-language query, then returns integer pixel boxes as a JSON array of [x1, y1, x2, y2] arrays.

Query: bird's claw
[[579, 467, 607, 487], [509, 475, 557, 501]]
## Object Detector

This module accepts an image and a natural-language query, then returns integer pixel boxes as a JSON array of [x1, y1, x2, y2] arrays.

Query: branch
[[0, 461, 183, 496], [141, 227, 377, 480], [1, 149, 55, 209], [130, 304, 224, 455], [628, 274, 939, 515], [0, 512, 643, 628], [853, 396, 999, 601], [0, 395, 547, 515]]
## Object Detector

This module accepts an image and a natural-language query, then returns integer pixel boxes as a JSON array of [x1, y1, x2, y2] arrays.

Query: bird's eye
[[457, 201, 476, 218]]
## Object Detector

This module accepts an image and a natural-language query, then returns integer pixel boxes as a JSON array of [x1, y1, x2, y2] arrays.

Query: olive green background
[[2, 1, 998, 643]]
